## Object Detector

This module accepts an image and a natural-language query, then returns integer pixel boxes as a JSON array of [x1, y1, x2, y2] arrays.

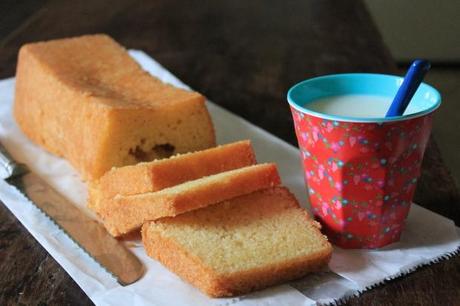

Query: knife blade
[[0, 142, 144, 285]]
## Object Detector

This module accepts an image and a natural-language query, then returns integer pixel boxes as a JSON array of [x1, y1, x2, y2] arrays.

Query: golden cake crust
[[14, 34, 215, 180], [88, 140, 256, 213], [100, 163, 281, 236]]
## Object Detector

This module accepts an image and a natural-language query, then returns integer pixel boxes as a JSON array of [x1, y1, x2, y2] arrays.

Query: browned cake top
[[21, 34, 202, 109]]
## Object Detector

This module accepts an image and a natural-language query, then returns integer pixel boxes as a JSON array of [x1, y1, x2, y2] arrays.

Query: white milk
[[306, 94, 393, 118]]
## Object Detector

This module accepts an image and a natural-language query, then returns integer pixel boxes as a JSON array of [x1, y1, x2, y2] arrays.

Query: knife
[[0, 142, 144, 285]]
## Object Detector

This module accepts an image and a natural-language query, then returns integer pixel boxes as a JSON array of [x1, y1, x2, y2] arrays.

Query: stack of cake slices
[[88, 140, 332, 297]]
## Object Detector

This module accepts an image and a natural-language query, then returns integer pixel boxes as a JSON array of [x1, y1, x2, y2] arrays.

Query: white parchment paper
[[0, 50, 458, 306]]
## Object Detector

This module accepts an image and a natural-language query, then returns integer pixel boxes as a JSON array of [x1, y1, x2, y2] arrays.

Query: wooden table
[[1, 1, 459, 305]]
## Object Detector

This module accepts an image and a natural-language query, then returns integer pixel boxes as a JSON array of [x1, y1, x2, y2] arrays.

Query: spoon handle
[[386, 59, 431, 117]]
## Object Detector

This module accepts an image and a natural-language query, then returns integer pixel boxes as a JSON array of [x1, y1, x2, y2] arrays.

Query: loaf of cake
[[14, 34, 215, 180], [142, 187, 332, 297], [100, 163, 281, 237], [88, 140, 256, 213]]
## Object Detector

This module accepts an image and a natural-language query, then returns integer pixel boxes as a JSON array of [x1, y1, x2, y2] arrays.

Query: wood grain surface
[[0, 0, 459, 305]]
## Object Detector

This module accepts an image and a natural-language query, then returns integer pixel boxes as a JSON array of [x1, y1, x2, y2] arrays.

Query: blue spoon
[[385, 59, 431, 117]]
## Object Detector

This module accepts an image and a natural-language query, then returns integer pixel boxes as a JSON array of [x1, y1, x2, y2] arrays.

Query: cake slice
[[142, 187, 332, 297], [14, 34, 215, 180], [101, 163, 281, 236], [88, 140, 256, 213]]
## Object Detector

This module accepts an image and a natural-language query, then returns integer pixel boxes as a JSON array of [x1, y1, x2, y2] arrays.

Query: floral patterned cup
[[287, 74, 441, 248]]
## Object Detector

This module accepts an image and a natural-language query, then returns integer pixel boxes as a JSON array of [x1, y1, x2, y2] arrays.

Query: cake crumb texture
[[101, 163, 281, 236], [142, 187, 332, 297], [88, 140, 256, 213]]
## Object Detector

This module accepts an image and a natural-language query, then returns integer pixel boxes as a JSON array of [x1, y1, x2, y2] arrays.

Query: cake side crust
[[14, 44, 113, 179], [142, 224, 220, 293], [89, 140, 256, 209], [99, 163, 281, 236], [14, 35, 216, 180]]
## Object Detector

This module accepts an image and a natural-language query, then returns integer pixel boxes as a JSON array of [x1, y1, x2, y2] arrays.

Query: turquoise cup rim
[[287, 73, 441, 123]]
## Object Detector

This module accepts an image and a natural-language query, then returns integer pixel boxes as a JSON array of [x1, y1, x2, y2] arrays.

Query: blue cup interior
[[287, 73, 441, 123]]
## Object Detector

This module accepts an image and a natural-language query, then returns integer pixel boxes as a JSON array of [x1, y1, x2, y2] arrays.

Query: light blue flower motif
[[384, 195, 390, 201], [346, 233, 353, 239], [412, 144, 418, 149], [338, 140, 344, 146], [380, 158, 387, 165], [337, 160, 344, 167], [384, 227, 391, 233], [342, 199, 349, 205], [333, 121, 340, 126]]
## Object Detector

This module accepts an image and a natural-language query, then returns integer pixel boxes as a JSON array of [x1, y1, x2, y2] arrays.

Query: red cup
[[287, 74, 441, 248]]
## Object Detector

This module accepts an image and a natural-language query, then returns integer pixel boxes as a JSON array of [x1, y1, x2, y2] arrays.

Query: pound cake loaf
[[142, 187, 332, 297], [14, 34, 215, 180], [88, 140, 256, 213], [101, 163, 281, 237]]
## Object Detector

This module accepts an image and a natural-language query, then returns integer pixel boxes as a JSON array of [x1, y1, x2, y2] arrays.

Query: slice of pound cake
[[88, 140, 256, 213], [101, 163, 281, 237], [142, 187, 332, 297], [14, 34, 215, 180]]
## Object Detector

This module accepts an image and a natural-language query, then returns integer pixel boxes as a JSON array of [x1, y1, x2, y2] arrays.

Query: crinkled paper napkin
[[0, 50, 458, 306]]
